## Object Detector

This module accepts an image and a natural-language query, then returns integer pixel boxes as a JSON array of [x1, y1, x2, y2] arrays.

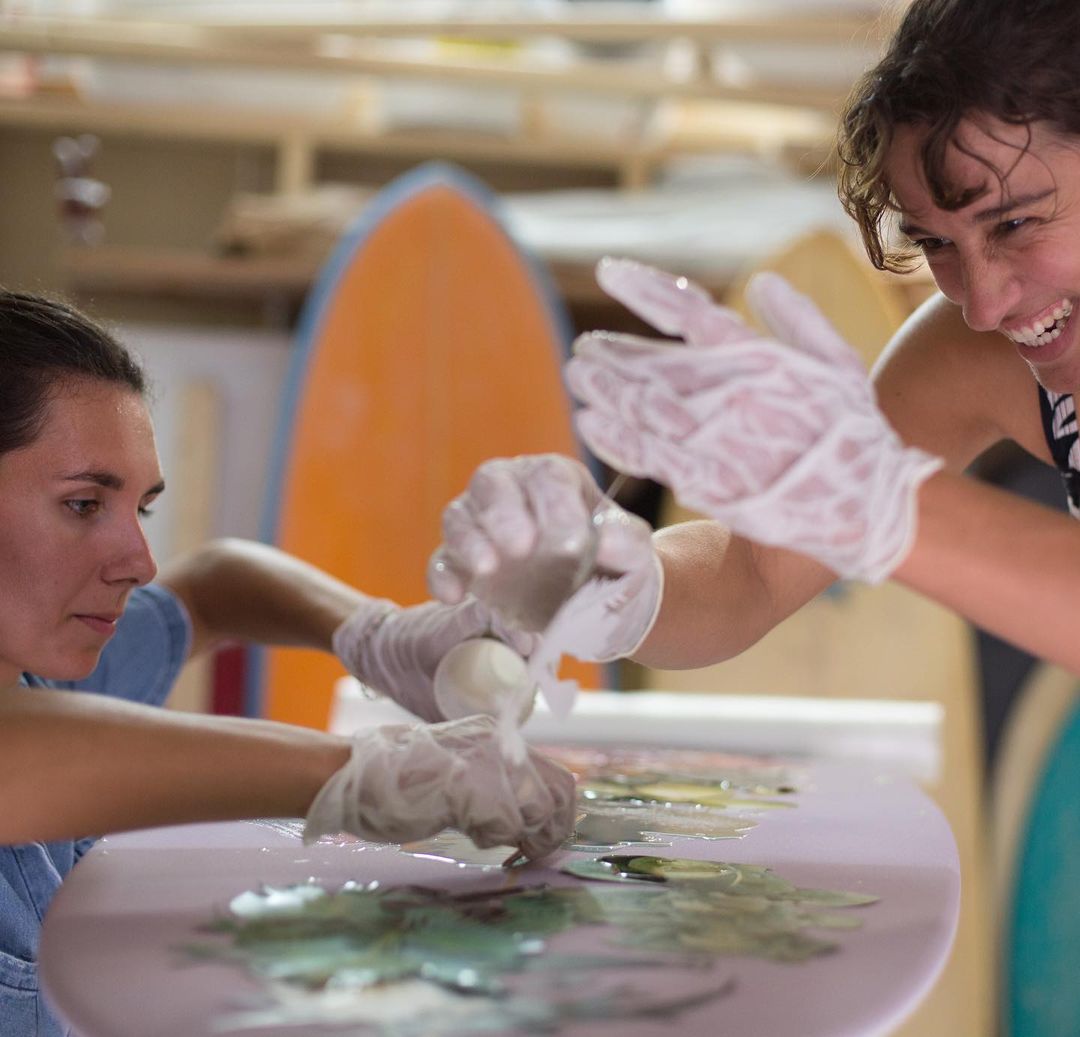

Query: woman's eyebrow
[[972, 189, 1055, 223], [898, 219, 932, 238], [62, 470, 124, 490], [898, 188, 1055, 238], [61, 470, 166, 497]]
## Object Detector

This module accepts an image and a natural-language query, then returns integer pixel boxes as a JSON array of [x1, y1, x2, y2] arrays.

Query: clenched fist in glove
[[333, 596, 532, 723], [428, 454, 664, 666], [566, 258, 943, 584], [304, 714, 577, 860]]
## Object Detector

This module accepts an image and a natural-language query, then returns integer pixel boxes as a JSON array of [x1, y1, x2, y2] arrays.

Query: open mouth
[[1003, 300, 1074, 348]]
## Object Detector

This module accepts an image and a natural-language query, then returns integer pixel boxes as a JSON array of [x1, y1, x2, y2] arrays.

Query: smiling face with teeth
[[885, 115, 1080, 393]]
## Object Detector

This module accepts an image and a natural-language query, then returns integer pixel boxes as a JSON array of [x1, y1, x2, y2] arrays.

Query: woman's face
[[0, 379, 163, 686], [885, 116, 1080, 393]]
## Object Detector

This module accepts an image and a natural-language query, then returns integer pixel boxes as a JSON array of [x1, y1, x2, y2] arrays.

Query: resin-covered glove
[[428, 454, 663, 663], [333, 597, 531, 724], [565, 258, 943, 584], [303, 714, 577, 860]]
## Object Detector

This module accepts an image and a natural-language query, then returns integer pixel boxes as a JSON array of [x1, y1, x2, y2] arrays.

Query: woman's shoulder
[[872, 292, 1048, 466]]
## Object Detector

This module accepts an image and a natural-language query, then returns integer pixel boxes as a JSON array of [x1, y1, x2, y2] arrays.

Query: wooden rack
[[0, 5, 894, 311], [0, 7, 888, 190]]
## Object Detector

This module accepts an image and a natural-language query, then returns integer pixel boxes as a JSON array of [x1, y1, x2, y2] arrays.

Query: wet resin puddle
[[188, 748, 878, 1033], [403, 746, 798, 865], [190, 853, 874, 1033]]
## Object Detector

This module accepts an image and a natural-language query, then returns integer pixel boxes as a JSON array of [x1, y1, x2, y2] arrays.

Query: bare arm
[[0, 538, 360, 844], [3, 543, 566, 850], [894, 471, 1080, 671], [874, 297, 1080, 662], [633, 520, 833, 669], [0, 684, 349, 845], [158, 537, 370, 657]]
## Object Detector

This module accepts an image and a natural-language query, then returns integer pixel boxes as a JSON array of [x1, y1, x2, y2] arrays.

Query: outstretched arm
[[0, 685, 573, 859], [158, 537, 365, 657], [0, 684, 349, 844], [432, 263, 1080, 678], [0, 543, 577, 854], [895, 470, 1080, 673], [158, 538, 509, 723], [639, 519, 833, 670], [639, 470, 1080, 677], [579, 266, 1080, 674]]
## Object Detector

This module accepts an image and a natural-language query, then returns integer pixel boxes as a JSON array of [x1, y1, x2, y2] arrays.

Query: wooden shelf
[[61, 244, 318, 303], [0, 94, 673, 191], [13, 7, 883, 316], [61, 242, 935, 326], [173, 6, 892, 46], [65, 242, 929, 317], [0, 89, 841, 192], [60, 243, 739, 311], [0, 9, 867, 192], [0, 18, 855, 110]]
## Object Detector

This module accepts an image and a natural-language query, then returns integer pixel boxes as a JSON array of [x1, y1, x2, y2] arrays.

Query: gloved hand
[[303, 714, 577, 860], [565, 258, 943, 584], [333, 597, 530, 723], [428, 454, 663, 664]]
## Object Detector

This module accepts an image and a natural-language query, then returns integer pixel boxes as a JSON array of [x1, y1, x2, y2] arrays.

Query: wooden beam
[[0, 96, 668, 172], [151, 7, 897, 47], [0, 19, 849, 109]]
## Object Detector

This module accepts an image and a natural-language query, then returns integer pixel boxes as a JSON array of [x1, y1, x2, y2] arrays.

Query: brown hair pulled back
[[0, 290, 146, 457]]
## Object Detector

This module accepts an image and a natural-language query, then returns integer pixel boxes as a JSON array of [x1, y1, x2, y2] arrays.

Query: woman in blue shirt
[[0, 290, 574, 1035]]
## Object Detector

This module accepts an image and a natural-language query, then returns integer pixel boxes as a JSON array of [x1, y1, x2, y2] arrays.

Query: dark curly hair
[[0, 290, 146, 456], [838, 0, 1080, 271]]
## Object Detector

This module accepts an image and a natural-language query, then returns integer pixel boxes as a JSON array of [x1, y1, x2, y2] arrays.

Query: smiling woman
[[0, 291, 576, 1036], [429, 0, 1080, 679], [415, 13, 1080, 1035], [410, 3, 1080, 1033]]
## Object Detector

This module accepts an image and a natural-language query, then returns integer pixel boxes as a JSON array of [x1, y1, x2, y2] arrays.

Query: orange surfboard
[[253, 163, 601, 729]]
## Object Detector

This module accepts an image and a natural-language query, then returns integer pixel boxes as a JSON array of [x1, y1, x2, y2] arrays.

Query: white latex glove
[[564, 258, 943, 584], [428, 454, 663, 665], [303, 714, 577, 861], [333, 597, 530, 723]]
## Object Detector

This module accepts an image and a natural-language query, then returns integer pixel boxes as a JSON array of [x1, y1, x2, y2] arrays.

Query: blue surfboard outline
[[247, 161, 603, 718], [1005, 692, 1080, 1035]]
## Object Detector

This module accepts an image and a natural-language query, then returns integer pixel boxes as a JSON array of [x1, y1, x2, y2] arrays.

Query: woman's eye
[[65, 499, 100, 517], [138, 506, 155, 518], [997, 217, 1032, 236], [912, 236, 949, 254]]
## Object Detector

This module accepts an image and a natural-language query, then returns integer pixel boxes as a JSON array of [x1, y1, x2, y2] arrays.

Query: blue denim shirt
[[2, 584, 191, 1037]]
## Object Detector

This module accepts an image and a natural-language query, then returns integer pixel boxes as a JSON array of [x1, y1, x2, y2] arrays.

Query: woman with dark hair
[[0, 290, 574, 1036], [432, 0, 1080, 683]]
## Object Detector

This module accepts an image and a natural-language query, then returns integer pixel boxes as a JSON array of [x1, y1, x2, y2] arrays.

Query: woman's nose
[[960, 252, 1022, 333], [102, 518, 158, 587]]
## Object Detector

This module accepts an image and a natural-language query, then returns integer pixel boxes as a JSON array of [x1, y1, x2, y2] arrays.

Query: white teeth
[[1004, 301, 1073, 347]]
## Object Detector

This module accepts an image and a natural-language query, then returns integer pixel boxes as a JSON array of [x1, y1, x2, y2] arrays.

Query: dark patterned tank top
[[1038, 385, 1080, 517]]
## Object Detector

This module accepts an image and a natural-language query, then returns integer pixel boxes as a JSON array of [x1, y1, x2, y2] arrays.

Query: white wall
[[120, 323, 293, 564]]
